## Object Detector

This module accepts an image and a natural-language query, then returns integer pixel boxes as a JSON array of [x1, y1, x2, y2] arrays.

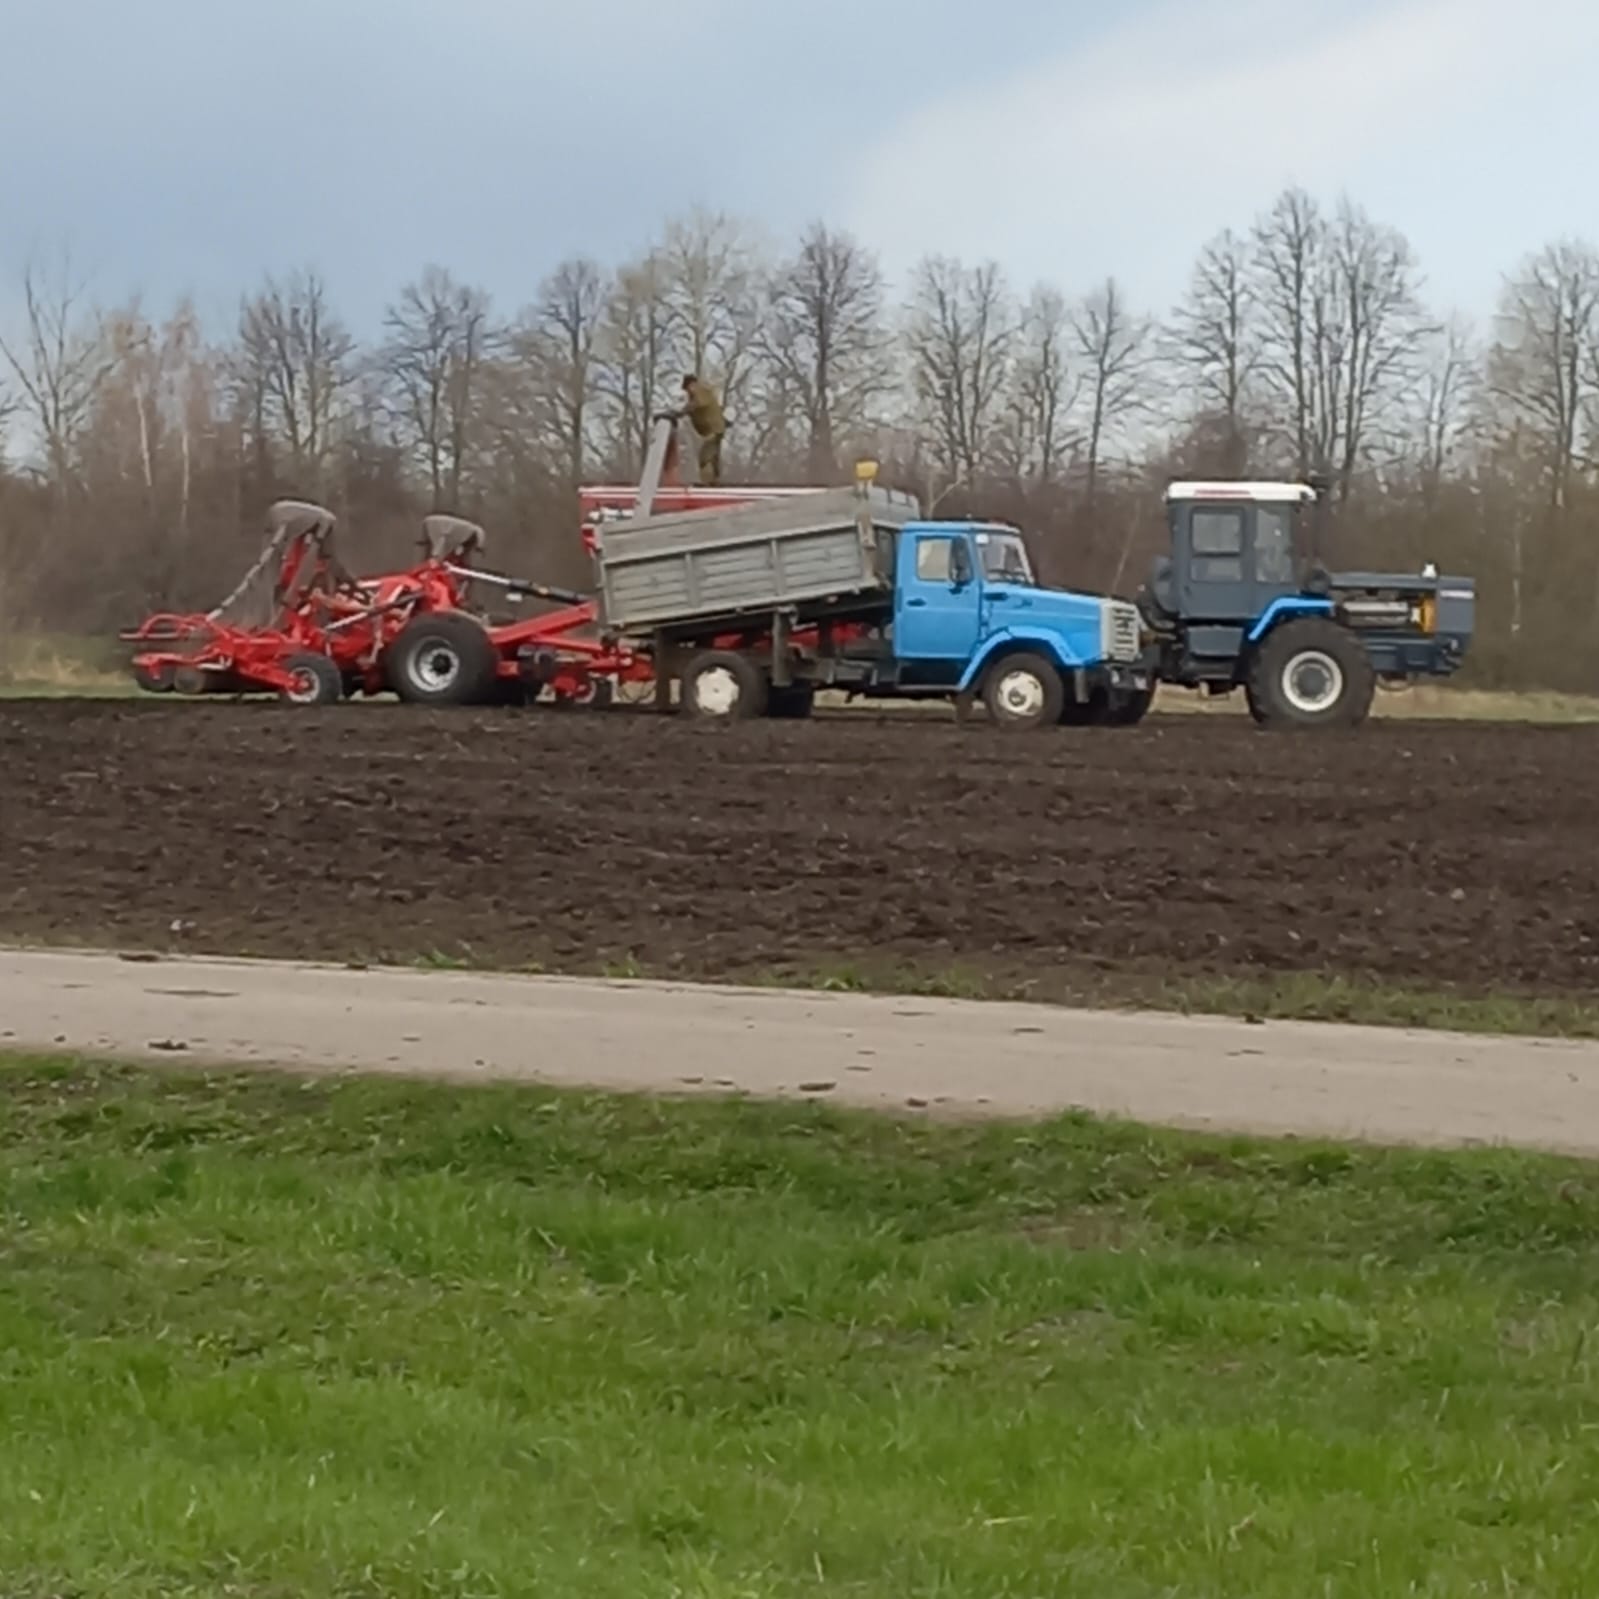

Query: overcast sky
[[5, 0, 1597, 339]]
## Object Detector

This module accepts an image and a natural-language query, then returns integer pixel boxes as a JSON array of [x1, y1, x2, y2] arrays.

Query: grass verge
[[491, 948, 1599, 1041], [5, 1054, 1599, 1597], [0, 632, 132, 697]]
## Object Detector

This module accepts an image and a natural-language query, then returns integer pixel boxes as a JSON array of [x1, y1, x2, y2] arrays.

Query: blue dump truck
[[592, 474, 1148, 728]]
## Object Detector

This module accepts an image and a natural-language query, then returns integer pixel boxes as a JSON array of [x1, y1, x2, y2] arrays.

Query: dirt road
[[6, 948, 1599, 1153], [2, 701, 1597, 1002]]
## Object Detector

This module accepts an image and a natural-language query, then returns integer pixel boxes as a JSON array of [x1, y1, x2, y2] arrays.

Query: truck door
[[894, 532, 982, 674]]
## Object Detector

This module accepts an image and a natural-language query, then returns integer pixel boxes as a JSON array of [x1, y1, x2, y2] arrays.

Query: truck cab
[[888, 522, 1147, 726], [1142, 480, 1476, 728]]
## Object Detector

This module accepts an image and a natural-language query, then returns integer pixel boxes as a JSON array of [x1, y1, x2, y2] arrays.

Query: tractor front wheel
[[280, 652, 344, 707], [385, 612, 501, 706], [1246, 619, 1374, 730]]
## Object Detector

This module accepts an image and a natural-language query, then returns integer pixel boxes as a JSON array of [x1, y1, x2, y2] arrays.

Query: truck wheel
[[767, 683, 815, 720], [1059, 686, 1107, 726], [983, 652, 1065, 731], [1104, 684, 1155, 727], [280, 652, 343, 706], [1246, 618, 1374, 730], [682, 651, 768, 721], [385, 612, 500, 706]]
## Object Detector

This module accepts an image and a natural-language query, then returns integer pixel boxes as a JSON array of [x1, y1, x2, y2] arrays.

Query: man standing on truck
[[677, 373, 725, 487]]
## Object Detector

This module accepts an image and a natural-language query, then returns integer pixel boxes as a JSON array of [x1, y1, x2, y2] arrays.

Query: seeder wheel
[[132, 662, 176, 694], [280, 652, 344, 707]]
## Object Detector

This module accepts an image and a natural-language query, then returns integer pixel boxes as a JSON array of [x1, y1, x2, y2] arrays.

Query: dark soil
[[2, 700, 1596, 1000]]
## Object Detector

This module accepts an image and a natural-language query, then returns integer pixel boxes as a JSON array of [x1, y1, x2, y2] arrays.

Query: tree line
[[2, 187, 1598, 689]]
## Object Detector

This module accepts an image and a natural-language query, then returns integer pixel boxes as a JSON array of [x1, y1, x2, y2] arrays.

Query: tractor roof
[[1165, 481, 1317, 504]]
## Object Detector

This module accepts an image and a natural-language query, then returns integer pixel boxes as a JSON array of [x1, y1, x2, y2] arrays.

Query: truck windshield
[[976, 532, 1034, 585]]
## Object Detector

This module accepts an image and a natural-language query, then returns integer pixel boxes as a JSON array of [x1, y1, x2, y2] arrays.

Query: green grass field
[[5, 1055, 1599, 1597]]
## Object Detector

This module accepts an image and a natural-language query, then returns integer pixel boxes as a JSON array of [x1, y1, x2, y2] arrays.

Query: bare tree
[[998, 285, 1076, 487], [1251, 190, 1424, 498], [657, 211, 764, 456], [0, 248, 112, 484], [521, 257, 606, 485], [1071, 277, 1152, 508], [1327, 200, 1428, 499], [379, 266, 496, 508], [235, 270, 356, 496], [905, 256, 1016, 493], [596, 254, 673, 475], [1489, 240, 1599, 509], [1413, 315, 1477, 505], [1252, 189, 1331, 477], [1168, 229, 1258, 474], [763, 222, 887, 480]]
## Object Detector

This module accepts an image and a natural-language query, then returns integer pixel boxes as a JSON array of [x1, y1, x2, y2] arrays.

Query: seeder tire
[[385, 612, 501, 706], [133, 662, 175, 694], [280, 652, 344, 707]]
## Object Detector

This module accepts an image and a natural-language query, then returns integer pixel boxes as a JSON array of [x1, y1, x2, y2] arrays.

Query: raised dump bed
[[593, 485, 920, 634]]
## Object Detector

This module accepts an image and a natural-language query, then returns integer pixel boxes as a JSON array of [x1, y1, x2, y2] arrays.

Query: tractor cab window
[[1190, 508, 1245, 582], [975, 531, 1034, 586], [1255, 505, 1297, 584]]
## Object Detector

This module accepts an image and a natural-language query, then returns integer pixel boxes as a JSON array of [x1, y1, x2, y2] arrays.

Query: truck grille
[[1102, 600, 1141, 663]]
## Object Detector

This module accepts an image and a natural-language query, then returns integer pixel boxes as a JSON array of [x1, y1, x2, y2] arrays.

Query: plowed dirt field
[[2, 701, 1595, 1001]]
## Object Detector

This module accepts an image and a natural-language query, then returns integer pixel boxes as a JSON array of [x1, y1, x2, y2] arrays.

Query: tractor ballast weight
[[1139, 481, 1475, 729]]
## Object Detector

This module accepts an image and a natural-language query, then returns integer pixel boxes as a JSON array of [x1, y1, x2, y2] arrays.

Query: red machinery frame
[[125, 430, 857, 706]]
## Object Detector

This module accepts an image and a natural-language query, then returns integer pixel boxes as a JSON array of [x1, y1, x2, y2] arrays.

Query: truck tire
[[385, 612, 500, 706], [983, 652, 1065, 731], [1246, 618, 1374, 730], [1104, 684, 1155, 727], [682, 651, 768, 721], [767, 683, 815, 720], [280, 652, 343, 706]]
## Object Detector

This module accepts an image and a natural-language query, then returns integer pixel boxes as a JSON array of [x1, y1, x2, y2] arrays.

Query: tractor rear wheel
[[984, 652, 1065, 731], [385, 612, 501, 706], [280, 652, 343, 707], [681, 651, 767, 721], [1246, 618, 1374, 730]]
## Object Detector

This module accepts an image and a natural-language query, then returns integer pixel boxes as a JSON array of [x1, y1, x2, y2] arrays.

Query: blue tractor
[[1135, 480, 1476, 729]]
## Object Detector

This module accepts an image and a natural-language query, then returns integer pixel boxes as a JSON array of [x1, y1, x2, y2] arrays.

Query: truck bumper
[[1097, 663, 1152, 692], [1076, 662, 1153, 699]]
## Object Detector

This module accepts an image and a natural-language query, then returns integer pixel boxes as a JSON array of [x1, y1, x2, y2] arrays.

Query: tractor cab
[[1148, 481, 1320, 626]]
